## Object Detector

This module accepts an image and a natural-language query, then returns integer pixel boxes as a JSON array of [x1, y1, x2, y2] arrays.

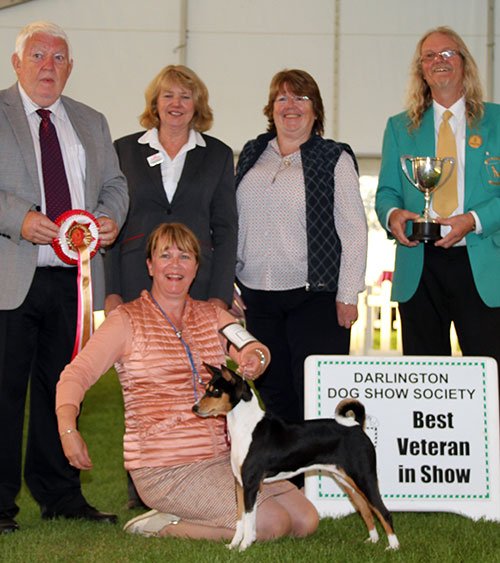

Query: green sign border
[[314, 358, 490, 500]]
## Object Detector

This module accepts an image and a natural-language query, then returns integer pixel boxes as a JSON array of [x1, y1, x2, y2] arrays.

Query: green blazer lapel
[[465, 118, 489, 208], [414, 107, 435, 157]]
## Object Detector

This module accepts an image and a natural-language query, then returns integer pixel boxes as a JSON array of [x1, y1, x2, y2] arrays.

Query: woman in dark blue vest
[[236, 69, 367, 425]]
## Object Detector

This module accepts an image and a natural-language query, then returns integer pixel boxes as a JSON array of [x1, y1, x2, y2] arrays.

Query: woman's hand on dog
[[239, 346, 270, 380]]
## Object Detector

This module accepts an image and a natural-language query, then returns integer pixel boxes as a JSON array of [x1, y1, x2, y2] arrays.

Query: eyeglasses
[[420, 49, 459, 63], [274, 95, 310, 104]]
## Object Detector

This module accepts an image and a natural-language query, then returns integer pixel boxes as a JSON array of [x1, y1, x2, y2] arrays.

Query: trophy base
[[409, 220, 442, 243]]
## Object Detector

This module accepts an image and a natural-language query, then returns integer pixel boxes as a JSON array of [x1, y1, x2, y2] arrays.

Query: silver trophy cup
[[400, 156, 455, 242]]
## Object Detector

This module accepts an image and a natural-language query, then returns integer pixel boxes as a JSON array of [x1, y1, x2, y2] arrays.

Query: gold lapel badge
[[468, 134, 482, 148]]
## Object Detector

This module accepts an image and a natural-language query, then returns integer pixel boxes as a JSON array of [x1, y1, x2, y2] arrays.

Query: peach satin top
[[56, 291, 262, 470]]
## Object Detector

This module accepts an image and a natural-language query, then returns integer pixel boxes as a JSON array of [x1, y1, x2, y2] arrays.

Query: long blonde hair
[[406, 26, 483, 131]]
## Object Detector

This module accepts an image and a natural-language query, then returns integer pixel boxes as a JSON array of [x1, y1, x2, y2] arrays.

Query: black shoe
[[42, 504, 117, 524], [0, 516, 19, 534]]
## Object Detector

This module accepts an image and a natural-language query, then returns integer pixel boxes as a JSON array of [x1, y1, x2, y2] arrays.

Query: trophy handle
[[436, 157, 455, 188], [400, 155, 418, 188]]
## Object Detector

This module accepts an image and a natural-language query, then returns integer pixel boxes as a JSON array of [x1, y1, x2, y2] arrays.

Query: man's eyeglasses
[[420, 49, 459, 63], [275, 95, 310, 104]]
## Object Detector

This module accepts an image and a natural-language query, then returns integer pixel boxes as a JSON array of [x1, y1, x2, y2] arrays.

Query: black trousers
[[0, 267, 86, 517], [399, 245, 500, 373], [238, 282, 350, 422]]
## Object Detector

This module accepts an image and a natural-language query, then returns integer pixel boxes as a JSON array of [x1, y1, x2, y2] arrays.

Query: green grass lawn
[[3, 369, 500, 562]]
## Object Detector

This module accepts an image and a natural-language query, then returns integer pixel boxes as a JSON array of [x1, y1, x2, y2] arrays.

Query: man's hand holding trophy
[[400, 155, 455, 242]]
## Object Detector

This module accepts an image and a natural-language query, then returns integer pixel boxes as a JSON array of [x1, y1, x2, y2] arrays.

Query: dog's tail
[[334, 399, 366, 428]]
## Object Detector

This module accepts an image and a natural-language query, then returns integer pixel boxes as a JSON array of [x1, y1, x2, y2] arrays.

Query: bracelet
[[254, 348, 266, 367], [60, 429, 78, 438]]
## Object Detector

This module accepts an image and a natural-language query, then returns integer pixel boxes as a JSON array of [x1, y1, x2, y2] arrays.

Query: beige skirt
[[130, 454, 295, 529]]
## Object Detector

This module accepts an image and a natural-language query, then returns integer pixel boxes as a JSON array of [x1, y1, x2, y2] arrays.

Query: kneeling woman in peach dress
[[56, 222, 318, 540]]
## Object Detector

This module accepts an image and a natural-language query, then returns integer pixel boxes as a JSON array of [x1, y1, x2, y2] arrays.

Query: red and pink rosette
[[52, 210, 100, 359]]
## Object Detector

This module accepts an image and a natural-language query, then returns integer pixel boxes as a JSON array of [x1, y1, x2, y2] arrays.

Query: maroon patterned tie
[[37, 109, 72, 221]]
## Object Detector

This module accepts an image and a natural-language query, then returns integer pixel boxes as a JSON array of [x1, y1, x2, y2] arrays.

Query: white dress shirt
[[387, 96, 481, 244], [19, 84, 86, 267], [138, 128, 206, 203]]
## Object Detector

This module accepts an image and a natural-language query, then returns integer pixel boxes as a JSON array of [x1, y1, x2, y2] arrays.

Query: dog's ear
[[221, 365, 237, 383], [241, 382, 253, 402], [203, 363, 220, 377]]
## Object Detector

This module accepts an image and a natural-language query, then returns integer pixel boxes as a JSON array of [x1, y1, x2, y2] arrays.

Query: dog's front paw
[[227, 534, 254, 552], [227, 535, 242, 550], [228, 520, 244, 550], [238, 538, 253, 552], [225, 538, 251, 552], [237, 529, 257, 552]]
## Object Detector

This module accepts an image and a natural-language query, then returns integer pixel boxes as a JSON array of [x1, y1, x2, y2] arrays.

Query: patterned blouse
[[236, 137, 367, 304]]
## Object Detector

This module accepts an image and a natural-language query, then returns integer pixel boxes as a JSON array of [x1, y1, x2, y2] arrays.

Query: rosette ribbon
[[52, 210, 100, 360]]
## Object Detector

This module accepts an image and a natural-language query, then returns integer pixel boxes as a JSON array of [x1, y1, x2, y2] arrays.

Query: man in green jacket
[[376, 26, 500, 373]]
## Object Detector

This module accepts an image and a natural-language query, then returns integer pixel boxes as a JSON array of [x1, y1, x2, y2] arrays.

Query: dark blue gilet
[[236, 132, 358, 292]]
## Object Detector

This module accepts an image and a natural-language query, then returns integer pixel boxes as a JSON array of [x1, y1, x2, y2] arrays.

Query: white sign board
[[304, 355, 500, 521]]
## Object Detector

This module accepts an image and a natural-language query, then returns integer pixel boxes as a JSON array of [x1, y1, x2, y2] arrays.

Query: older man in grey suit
[[0, 21, 128, 533]]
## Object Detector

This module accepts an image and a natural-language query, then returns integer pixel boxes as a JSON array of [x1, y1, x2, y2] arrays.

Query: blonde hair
[[146, 223, 201, 264], [139, 65, 213, 132], [406, 26, 483, 130]]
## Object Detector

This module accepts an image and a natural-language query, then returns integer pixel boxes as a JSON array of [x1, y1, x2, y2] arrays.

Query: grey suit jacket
[[104, 131, 237, 306], [0, 84, 129, 310]]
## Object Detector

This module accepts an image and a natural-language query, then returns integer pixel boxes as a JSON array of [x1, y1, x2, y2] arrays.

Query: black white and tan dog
[[192, 363, 399, 552]]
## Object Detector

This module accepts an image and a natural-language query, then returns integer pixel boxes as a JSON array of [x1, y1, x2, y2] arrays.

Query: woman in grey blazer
[[105, 65, 237, 315]]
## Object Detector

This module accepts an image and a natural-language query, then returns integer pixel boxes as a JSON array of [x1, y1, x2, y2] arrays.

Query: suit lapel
[[465, 117, 489, 208], [3, 85, 40, 193], [414, 107, 435, 157], [174, 143, 206, 204], [139, 143, 169, 204]]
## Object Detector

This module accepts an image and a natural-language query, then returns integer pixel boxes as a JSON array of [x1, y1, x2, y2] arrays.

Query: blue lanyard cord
[[150, 293, 205, 400]]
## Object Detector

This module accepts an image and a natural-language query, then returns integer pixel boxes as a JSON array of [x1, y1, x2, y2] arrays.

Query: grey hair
[[15, 21, 72, 61]]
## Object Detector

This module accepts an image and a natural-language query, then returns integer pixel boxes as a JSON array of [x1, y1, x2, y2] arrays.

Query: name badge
[[147, 152, 164, 167]]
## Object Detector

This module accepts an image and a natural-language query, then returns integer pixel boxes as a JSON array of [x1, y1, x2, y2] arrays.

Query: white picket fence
[[350, 279, 460, 356]]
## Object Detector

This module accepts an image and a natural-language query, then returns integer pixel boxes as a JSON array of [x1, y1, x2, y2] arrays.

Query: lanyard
[[150, 293, 205, 400]]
